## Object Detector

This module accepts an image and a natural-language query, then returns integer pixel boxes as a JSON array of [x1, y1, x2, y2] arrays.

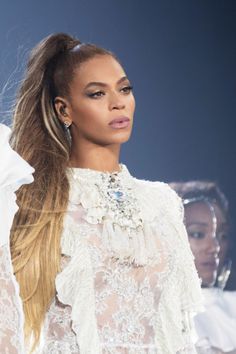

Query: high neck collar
[[68, 163, 131, 182]]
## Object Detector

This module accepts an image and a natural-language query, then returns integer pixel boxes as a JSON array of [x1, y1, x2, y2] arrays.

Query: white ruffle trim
[[101, 219, 163, 266], [56, 238, 101, 354]]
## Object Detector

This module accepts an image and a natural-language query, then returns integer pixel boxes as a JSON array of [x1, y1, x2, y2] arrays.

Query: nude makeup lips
[[108, 116, 130, 129]]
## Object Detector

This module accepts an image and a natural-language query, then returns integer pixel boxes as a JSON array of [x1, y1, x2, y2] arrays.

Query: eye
[[188, 231, 206, 239], [120, 85, 133, 94], [87, 91, 105, 99]]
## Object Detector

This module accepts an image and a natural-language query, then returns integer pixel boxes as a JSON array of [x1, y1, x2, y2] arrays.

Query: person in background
[[170, 180, 236, 354]]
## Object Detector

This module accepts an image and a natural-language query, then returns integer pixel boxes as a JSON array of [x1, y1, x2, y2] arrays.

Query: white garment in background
[[195, 287, 236, 352], [0, 124, 34, 246], [0, 123, 34, 353]]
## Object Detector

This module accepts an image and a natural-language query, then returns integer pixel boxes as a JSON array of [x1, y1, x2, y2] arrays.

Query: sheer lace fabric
[[53, 213, 168, 353]]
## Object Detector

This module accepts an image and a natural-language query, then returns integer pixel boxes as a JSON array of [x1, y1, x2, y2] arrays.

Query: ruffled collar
[[67, 164, 143, 231], [68, 163, 128, 181]]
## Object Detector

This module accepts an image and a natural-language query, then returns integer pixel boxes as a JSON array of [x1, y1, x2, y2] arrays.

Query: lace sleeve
[[0, 244, 25, 354], [150, 183, 203, 353]]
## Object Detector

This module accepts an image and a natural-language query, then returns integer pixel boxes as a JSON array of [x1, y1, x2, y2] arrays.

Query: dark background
[[0, 1, 235, 258]]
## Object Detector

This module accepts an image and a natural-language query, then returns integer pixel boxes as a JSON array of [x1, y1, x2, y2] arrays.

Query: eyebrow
[[186, 220, 229, 225], [186, 222, 208, 227], [84, 76, 129, 90]]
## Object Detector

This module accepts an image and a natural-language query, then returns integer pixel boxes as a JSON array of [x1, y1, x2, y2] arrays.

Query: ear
[[54, 97, 72, 126]]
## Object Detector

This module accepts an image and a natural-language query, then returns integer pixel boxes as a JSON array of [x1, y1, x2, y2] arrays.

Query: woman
[[0, 123, 34, 353], [2, 33, 202, 353], [170, 181, 236, 353]]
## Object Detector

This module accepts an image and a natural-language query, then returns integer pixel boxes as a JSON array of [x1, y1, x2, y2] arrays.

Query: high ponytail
[[10, 33, 112, 350]]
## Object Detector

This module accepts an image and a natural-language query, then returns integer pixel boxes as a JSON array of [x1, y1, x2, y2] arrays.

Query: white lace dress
[[0, 131, 202, 353], [39, 166, 202, 354]]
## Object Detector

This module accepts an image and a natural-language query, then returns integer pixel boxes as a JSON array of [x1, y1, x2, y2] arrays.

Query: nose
[[108, 92, 125, 111], [206, 235, 220, 256]]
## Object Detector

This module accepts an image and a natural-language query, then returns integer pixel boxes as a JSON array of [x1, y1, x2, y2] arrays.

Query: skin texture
[[54, 54, 135, 172], [184, 201, 228, 287]]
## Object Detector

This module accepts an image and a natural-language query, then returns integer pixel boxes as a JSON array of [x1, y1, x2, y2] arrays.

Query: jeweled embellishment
[[107, 174, 125, 202], [69, 165, 143, 232], [108, 190, 124, 201]]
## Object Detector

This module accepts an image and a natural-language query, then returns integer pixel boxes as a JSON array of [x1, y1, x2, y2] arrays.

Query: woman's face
[[185, 201, 227, 287], [58, 54, 135, 147]]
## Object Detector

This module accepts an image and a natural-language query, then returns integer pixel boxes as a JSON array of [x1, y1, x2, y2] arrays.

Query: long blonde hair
[[10, 33, 112, 350]]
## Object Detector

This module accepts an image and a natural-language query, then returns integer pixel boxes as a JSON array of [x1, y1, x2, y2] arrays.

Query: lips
[[200, 259, 219, 271], [109, 117, 130, 129]]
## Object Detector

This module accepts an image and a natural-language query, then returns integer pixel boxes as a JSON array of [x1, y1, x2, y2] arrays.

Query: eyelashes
[[121, 85, 133, 93], [188, 231, 206, 239], [187, 230, 229, 241], [87, 91, 104, 98], [86, 85, 133, 99]]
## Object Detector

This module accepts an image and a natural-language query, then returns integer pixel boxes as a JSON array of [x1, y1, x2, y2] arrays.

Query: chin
[[111, 130, 132, 144], [118, 135, 131, 144], [201, 276, 217, 288]]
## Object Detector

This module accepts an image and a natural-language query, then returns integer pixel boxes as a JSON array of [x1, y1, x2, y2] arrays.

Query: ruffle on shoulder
[[0, 124, 34, 190]]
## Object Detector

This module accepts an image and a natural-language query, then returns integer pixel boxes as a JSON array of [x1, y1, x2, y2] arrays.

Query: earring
[[63, 120, 72, 144], [64, 120, 71, 129]]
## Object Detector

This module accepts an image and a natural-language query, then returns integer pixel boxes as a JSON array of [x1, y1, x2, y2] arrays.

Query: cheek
[[218, 241, 229, 264], [188, 239, 204, 262], [72, 103, 104, 128]]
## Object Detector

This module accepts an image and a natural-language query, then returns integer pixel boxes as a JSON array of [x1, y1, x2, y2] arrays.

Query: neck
[[69, 140, 121, 173]]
